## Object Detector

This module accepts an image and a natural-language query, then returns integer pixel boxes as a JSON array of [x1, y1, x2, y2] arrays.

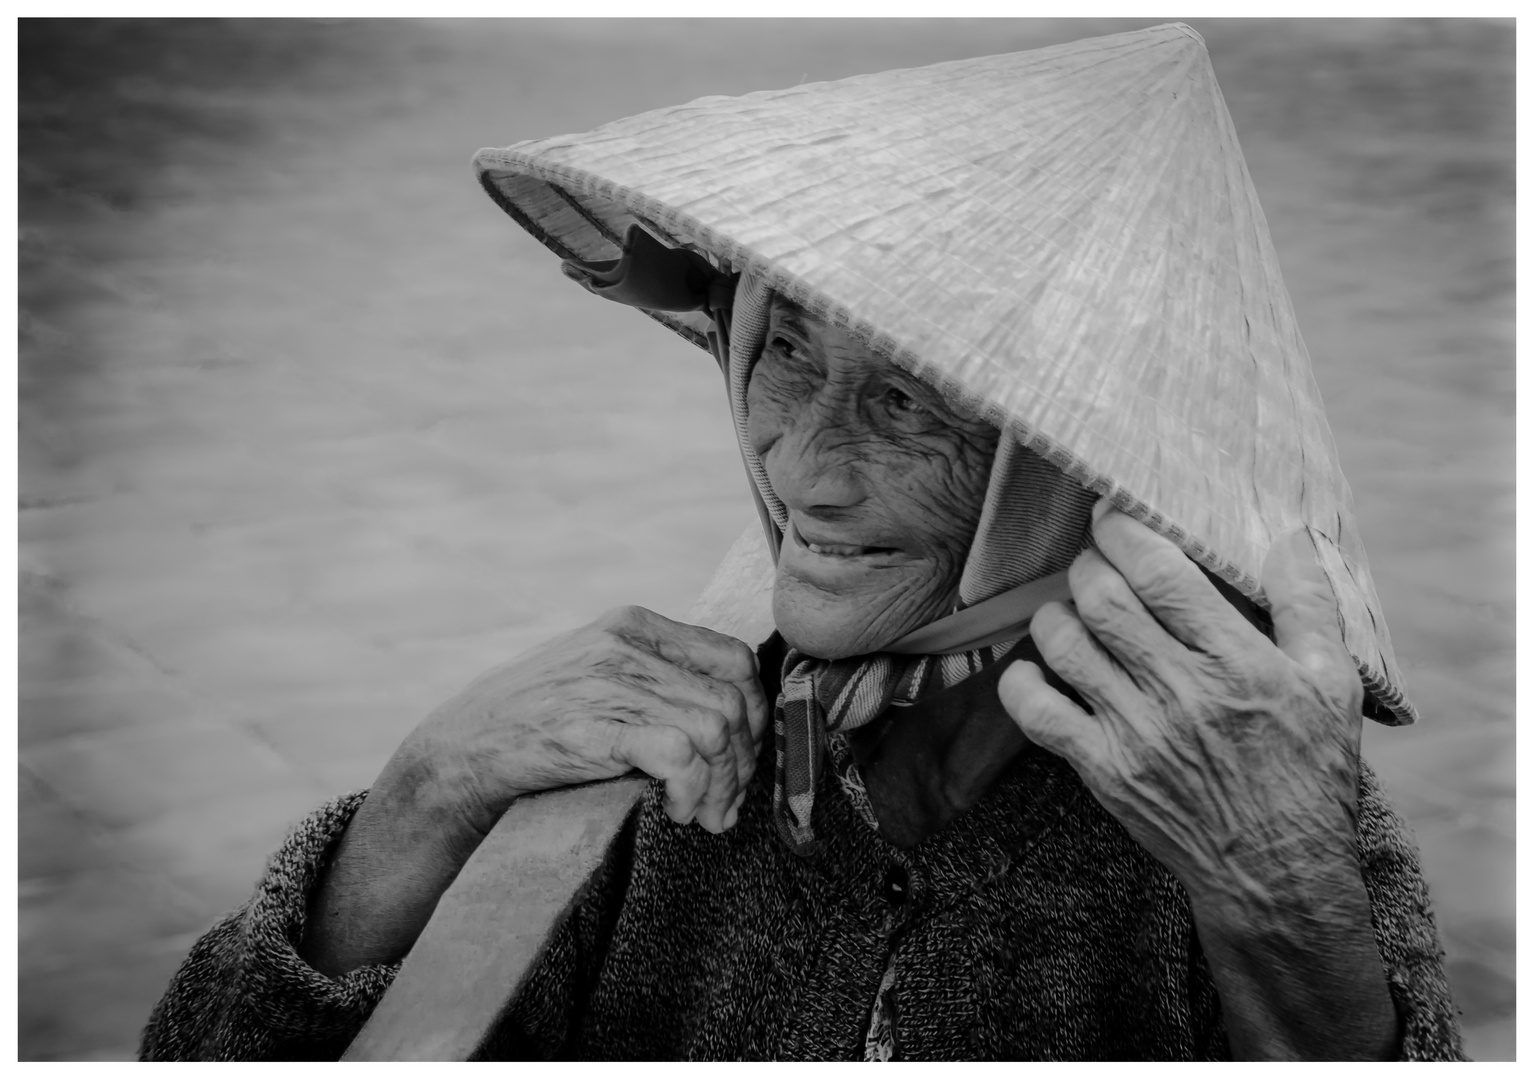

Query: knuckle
[[718, 683, 748, 725], [1035, 671, 1081, 719], [679, 754, 712, 796], [1047, 623, 1095, 671], [1009, 692, 1053, 734], [1070, 565, 1127, 619], [696, 716, 732, 758], [1023, 698, 1078, 752], [590, 652, 648, 689], [1137, 547, 1190, 593], [1066, 550, 1097, 592], [1018, 684, 1055, 724], [654, 726, 694, 770], [723, 639, 758, 679]]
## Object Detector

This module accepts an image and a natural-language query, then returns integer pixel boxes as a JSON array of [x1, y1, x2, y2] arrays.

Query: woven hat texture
[[474, 22, 1415, 724]]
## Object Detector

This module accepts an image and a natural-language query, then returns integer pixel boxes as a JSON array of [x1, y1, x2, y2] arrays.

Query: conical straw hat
[[474, 22, 1416, 726]]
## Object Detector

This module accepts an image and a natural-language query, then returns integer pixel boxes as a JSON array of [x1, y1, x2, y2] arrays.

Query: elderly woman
[[142, 25, 1462, 1061]]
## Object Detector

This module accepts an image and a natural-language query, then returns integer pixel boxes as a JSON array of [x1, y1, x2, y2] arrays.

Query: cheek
[[744, 376, 775, 452], [744, 363, 807, 454], [879, 432, 995, 558]]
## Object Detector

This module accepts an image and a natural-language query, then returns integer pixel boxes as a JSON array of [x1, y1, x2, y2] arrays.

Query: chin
[[775, 621, 864, 661], [772, 578, 914, 660]]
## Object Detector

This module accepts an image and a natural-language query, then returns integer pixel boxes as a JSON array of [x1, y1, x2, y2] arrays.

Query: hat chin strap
[[883, 569, 1073, 656]]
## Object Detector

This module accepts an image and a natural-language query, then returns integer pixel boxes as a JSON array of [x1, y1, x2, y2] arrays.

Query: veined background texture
[[17, 17, 1513, 1060]]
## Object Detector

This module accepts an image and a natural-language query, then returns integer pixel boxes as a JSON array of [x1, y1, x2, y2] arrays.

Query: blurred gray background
[[17, 17, 1513, 1061]]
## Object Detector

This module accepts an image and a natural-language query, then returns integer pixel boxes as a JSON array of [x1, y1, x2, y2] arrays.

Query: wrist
[[1186, 842, 1380, 992], [1172, 817, 1400, 1060], [1185, 855, 1399, 1061], [369, 733, 513, 846], [1183, 818, 1361, 922]]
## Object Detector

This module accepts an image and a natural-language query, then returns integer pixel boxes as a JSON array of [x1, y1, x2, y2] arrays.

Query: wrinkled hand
[[388, 605, 769, 839], [303, 606, 769, 977], [998, 505, 1365, 902]]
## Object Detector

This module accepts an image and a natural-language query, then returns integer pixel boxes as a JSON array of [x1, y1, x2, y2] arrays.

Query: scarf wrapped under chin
[[774, 639, 1026, 851], [725, 270, 1099, 854]]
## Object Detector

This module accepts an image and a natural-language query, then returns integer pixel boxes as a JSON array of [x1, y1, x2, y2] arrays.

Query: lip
[[778, 521, 907, 584], [790, 521, 898, 558]]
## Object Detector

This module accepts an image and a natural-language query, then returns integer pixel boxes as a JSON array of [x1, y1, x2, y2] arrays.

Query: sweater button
[[881, 863, 910, 907]]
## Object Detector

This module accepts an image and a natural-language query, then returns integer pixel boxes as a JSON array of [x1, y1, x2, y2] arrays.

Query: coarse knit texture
[[141, 642, 1466, 1062]]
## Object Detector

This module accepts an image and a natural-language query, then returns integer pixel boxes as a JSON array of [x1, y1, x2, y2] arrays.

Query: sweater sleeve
[[139, 792, 400, 1061], [1355, 760, 1468, 1061]]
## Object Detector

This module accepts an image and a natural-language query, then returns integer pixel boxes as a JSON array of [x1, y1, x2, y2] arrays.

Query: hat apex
[[475, 22, 1416, 725]]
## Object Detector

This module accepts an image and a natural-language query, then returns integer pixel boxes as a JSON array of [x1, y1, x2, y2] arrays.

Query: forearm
[[143, 793, 402, 1060], [301, 769, 490, 977], [1191, 856, 1401, 1060]]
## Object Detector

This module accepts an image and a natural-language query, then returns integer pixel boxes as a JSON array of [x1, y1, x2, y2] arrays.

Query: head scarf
[[726, 269, 1097, 853]]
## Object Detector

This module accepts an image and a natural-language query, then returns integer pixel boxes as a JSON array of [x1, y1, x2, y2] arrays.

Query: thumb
[[1261, 528, 1355, 692]]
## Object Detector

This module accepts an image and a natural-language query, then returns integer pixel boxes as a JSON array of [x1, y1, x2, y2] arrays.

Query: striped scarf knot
[[772, 643, 1014, 854]]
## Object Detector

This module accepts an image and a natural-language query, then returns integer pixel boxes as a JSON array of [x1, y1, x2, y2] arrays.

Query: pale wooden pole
[[343, 527, 776, 1060]]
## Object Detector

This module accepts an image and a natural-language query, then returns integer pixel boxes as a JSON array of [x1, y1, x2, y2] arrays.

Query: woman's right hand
[[301, 605, 768, 976], [386, 604, 770, 840]]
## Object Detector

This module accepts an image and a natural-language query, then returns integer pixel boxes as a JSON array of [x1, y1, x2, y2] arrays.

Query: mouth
[[789, 522, 899, 560]]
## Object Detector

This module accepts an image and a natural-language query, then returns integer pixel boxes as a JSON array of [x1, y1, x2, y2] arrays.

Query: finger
[[698, 681, 757, 800], [1066, 546, 1182, 686], [734, 662, 771, 745], [645, 700, 743, 833], [715, 685, 757, 798], [722, 671, 769, 794], [605, 605, 760, 686], [1261, 528, 1359, 700], [997, 659, 1109, 769], [1029, 599, 1141, 719], [1088, 502, 1263, 655], [606, 605, 770, 757], [653, 666, 760, 794], [621, 649, 757, 796], [606, 722, 710, 825], [648, 616, 770, 790]]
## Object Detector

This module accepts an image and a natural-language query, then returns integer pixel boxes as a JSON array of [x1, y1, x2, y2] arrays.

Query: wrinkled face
[[747, 297, 999, 659]]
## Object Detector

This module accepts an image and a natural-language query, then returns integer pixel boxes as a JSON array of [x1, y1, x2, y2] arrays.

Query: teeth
[[808, 542, 868, 556]]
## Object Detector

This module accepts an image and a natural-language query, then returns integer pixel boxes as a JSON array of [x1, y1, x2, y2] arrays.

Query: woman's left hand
[[998, 503, 1401, 1059], [998, 502, 1365, 899]]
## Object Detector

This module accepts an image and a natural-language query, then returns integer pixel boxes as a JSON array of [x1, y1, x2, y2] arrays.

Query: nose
[[760, 392, 869, 516]]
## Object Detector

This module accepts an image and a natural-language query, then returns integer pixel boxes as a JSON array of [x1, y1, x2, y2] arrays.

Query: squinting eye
[[768, 335, 797, 358], [886, 387, 922, 414]]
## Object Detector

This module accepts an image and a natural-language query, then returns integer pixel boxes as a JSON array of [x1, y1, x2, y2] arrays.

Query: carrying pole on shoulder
[[342, 528, 776, 1061]]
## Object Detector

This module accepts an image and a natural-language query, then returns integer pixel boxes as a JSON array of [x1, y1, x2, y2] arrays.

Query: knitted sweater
[[140, 716, 1464, 1061]]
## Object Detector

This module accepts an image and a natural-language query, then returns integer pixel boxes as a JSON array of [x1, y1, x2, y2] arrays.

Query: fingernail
[[1091, 497, 1113, 525], [723, 806, 739, 830]]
